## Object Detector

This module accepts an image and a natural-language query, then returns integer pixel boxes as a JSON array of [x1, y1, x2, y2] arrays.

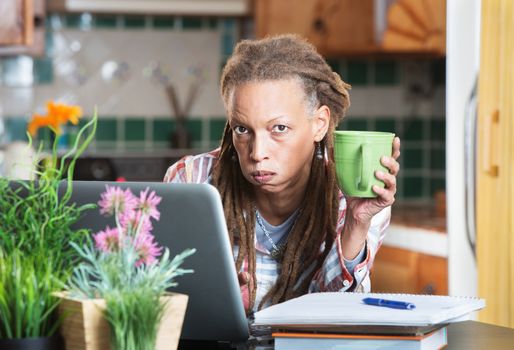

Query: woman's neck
[[254, 188, 305, 226]]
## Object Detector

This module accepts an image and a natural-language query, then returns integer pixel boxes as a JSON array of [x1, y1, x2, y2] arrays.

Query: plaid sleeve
[[163, 149, 219, 184], [309, 196, 391, 293], [163, 156, 189, 183]]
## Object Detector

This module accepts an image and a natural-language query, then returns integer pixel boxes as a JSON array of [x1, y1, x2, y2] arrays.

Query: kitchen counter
[[391, 203, 447, 233], [383, 203, 448, 258], [62, 148, 209, 159]]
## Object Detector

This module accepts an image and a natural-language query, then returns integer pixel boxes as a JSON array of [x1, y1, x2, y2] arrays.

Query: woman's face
[[229, 79, 329, 195]]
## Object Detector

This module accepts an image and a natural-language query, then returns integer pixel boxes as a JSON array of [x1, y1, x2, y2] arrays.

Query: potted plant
[[0, 102, 97, 350], [57, 184, 196, 350]]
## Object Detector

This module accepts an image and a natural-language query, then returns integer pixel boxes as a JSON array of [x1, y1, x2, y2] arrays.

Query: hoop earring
[[316, 142, 323, 160]]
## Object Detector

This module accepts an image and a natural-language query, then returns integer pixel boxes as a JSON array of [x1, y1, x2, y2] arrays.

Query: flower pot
[[0, 334, 64, 350], [54, 292, 188, 350]]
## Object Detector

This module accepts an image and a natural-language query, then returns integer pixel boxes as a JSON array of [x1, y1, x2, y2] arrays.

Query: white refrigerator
[[446, 0, 481, 297]]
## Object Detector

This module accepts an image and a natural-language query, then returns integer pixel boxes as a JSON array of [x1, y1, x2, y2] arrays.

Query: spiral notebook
[[253, 292, 485, 331]]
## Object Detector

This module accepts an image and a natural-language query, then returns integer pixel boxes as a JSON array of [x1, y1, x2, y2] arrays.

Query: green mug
[[334, 130, 395, 198]]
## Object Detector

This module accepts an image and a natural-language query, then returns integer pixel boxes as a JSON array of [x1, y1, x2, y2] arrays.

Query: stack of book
[[253, 292, 485, 350], [273, 326, 447, 350]]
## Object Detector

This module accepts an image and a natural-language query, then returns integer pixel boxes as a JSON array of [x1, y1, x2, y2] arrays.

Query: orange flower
[[28, 101, 83, 136], [27, 114, 51, 136]]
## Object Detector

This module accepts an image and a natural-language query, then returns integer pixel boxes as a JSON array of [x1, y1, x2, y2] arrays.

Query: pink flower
[[134, 232, 162, 266], [137, 188, 161, 221], [120, 210, 153, 237], [98, 185, 138, 217], [93, 226, 120, 253], [94, 186, 165, 267]]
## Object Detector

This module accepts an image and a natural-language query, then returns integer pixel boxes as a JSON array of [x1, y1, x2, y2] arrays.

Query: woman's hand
[[341, 137, 401, 260]]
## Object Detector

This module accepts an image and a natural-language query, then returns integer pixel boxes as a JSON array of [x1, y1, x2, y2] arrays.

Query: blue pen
[[362, 297, 416, 310]]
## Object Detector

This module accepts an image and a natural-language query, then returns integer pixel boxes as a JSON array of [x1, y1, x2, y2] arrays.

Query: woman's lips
[[251, 171, 276, 184]]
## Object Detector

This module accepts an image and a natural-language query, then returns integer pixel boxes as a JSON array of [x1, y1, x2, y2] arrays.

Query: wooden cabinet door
[[371, 246, 419, 293], [255, 0, 375, 56], [0, 0, 33, 46], [476, 0, 514, 327], [417, 254, 448, 295], [371, 245, 448, 295]]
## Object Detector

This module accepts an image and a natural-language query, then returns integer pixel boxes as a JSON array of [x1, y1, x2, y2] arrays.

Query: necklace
[[255, 210, 296, 261]]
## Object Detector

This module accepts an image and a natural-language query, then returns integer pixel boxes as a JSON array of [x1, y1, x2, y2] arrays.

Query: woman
[[164, 34, 400, 314]]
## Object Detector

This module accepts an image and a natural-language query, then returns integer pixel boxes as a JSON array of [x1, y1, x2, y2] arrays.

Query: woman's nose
[[250, 134, 268, 162]]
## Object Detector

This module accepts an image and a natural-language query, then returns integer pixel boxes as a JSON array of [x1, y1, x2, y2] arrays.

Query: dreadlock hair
[[211, 34, 351, 311]]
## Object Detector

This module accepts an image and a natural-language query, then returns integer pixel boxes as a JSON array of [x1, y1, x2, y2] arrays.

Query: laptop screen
[[59, 181, 250, 342]]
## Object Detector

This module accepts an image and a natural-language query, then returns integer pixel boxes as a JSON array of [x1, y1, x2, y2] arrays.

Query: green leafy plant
[[65, 185, 195, 350], [0, 102, 97, 339]]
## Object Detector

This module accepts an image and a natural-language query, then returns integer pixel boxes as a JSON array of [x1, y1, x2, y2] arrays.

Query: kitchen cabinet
[[0, 0, 34, 46], [254, 0, 446, 57], [381, 0, 446, 55], [255, 0, 375, 56], [476, 0, 514, 327], [371, 245, 448, 295], [0, 0, 45, 56]]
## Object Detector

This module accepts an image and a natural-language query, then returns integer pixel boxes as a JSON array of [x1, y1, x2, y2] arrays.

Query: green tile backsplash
[[36, 126, 51, 146], [152, 119, 173, 143], [430, 148, 446, 170], [207, 18, 218, 30], [346, 118, 369, 131], [430, 178, 446, 196], [124, 119, 146, 141], [96, 119, 118, 141], [0, 12, 445, 202], [2, 114, 446, 201], [182, 17, 203, 30], [430, 119, 446, 141], [94, 15, 118, 28], [33, 58, 53, 84], [122, 16, 147, 28], [403, 176, 425, 198], [222, 33, 235, 57], [375, 118, 396, 133], [152, 16, 175, 29], [374, 61, 398, 85], [185, 119, 203, 143], [5, 118, 28, 142], [431, 59, 446, 86], [327, 60, 341, 76], [64, 14, 85, 29], [209, 118, 226, 142], [402, 147, 424, 170], [18, 13, 234, 90], [402, 119, 426, 141], [347, 61, 368, 86]]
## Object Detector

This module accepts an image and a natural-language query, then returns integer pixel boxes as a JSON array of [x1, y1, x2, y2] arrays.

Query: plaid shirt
[[163, 149, 390, 312]]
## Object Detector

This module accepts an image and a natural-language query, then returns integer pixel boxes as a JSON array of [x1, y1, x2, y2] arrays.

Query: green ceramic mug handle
[[358, 143, 371, 191]]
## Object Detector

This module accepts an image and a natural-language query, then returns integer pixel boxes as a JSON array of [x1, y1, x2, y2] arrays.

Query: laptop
[[58, 181, 250, 343]]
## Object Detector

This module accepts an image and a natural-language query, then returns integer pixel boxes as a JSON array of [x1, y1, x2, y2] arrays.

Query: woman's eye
[[233, 126, 248, 135], [272, 125, 288, 133]]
